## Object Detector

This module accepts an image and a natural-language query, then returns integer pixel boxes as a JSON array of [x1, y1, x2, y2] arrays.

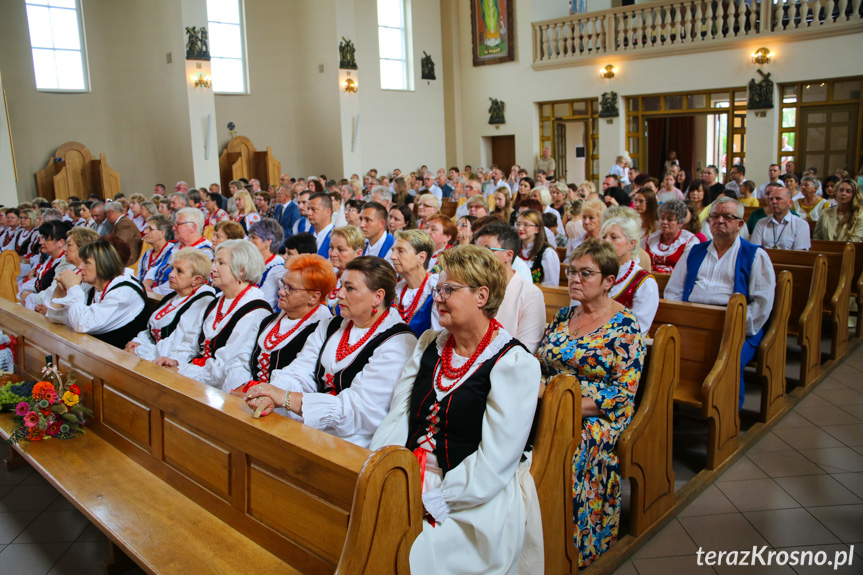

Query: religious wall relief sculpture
[[185, 26, 210, 60], [421, 52, 436, 80], [488, 98, 505, 124], [748, 69, 774, 110], [339, 37, 357, 70], [599, 91, 619, 118]]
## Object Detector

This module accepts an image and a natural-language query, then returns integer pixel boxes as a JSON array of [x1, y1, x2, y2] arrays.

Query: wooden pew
[[204, 225, 215, 241], [654, 272, 670, 295], [811, 240, 863, 339], [768, 246, 853, 361], [1, 299, 579, 574], [649, 295, 747, 470], [772, 258, 827, 387], [539, 285, 570, 324], [0, 250, 20, 302], [618, 324, 679, 537], [533, 374, 581, 574], [0, 299, 422, 575], [743, 205, 758, 223], [440, 200, 458, 218], [753, 271, 792, 422]]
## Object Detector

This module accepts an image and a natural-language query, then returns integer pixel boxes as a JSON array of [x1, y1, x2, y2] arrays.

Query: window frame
[[377, 0, 413, 92], [206, 0, 250, 95], [25, 0, 91, 93]]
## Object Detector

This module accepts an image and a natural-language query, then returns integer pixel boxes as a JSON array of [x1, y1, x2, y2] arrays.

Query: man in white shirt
[[755, 164, 785, 200], [455, 179, 483, 221], [420, 174, 442, 201], [359, 202, 394, 262], [370, 185, 393, 211], [725, 163, 746, 195], [750, 187, 810, 250], [487, 167, 510, 197], [306, 192, 334, 258], [665, 197, 776, 409], [291, 188, 314, 235], [474, 222, 546, 354]]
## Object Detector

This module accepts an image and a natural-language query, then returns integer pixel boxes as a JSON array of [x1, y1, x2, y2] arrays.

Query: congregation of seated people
[[1, 159, 862, 573]]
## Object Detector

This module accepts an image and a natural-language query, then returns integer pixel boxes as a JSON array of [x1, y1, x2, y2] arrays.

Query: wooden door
[[799, 104, 859, 175], [554, 122, 567, 181], [491, 135, 515, 172]]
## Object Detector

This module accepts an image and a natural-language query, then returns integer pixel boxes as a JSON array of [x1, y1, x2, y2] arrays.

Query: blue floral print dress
[[535, 306, 644, 567]]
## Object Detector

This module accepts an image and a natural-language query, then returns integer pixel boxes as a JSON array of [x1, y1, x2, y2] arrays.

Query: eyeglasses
[[174, 221, 196, 228], [483, 246, 509, 253], [565, 267, 602, 280], [431, 283, 473, 301], [457, 222, 471, 228], [345, 208, 358, 214], [707, 213, 742, 222], [515, 222, 537, 228], [278, 281, 315, 294]]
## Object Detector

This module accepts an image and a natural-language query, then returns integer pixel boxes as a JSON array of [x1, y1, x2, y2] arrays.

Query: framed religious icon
[[470, 0, 515, 66]]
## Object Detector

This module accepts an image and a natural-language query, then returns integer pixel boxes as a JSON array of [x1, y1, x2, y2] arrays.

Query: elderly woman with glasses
[[391, 229, 440, 336], [139, 215, 176, 295], [371, 244, 541, 575], [536, 239, 644, 567], [125, 248, 216, 362], [415, 193, 441, 230], [236, 255, 336, 393], [159, 240, 272, 392], [645, 199, 699, 274], [244, 256, 416, 447], [600, 211, 659, 335], [248, 218, 286, 310]]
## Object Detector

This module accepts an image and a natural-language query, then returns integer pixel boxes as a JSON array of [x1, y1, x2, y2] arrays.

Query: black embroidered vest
[[85, 279, 150, 349], [248, 312, 322, 381], [406, 337, 529, 476], [314, 317, 414, 394], [147, 290, 216, 344], [195, 297, 272, 358]]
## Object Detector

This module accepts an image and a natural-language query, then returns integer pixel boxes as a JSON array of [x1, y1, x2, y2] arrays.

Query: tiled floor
[[614, 344, 863, 575]]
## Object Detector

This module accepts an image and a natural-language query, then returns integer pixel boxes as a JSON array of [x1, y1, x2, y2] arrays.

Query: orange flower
[[27, 427, 45, 441], [32, 381, 57, 402]]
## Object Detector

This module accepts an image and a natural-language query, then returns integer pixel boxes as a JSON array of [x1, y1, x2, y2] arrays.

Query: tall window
[[207, 0, 247, 94], [24, 0, 88, 91], [377, 0, 409, 91]]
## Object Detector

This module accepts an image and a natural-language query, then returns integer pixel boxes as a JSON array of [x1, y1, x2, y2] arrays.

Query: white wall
[[450, 0, 859, 184], [0, 71, 17, 207]]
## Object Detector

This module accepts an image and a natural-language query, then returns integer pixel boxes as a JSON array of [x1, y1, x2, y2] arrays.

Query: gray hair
[[41, 208, 63, 222], [657, 199, 688, 222], [801, 175, 818, 187], [106, 201, 125, 214], [532, 186, 552, 207], [171, 192, 189, 207], [710, 196, 744, 219], [371, 185, 392, 203], [176, 207, 204, 234], [601, 205, 639, 224], [600, 216, 642, 258], [248, 218, 284, 255], [146, 214, 172, 235], [216, 239, 265, 285]]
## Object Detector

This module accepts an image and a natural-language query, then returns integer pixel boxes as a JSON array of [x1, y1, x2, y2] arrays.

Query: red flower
[[46, 421, 61, 436], [68, 383, 81, 395]]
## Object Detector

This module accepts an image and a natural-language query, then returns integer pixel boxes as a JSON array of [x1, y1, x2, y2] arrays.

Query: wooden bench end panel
[[756, 270, 792, 423], [336, 445, 423, 575], [618, 324, 678, 537], [531, 374, 580, 574]]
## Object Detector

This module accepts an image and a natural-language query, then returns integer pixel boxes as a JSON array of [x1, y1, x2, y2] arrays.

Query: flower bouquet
[[7, 365, 92, 443]]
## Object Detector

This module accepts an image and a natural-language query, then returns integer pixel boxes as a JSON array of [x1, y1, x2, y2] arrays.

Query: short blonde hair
[[129, 193, 146, 203], [438, 244, 506, 318], [417, 192, 441, 210], [581, 198, 606, 218], [67, 226, 100, 246], [395, 229, 435, 269], [172, 247, 212, 279], [465, 195, 489, 211], [532, 186, 552, 207], [331, 225, 365, 251]]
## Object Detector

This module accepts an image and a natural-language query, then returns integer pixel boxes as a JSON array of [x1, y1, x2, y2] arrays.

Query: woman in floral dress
[[535, 239, 644, 567]]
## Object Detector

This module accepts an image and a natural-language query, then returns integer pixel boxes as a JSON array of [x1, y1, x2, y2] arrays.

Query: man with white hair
[[455, 179, 483, 220], [105, 201, 142, 264], [536, 147, 555, 178], [174, 181, 189, 194], [665, 197, 776, 409], [420, 173, 442, 201], [90, 201, 112, 237], [170, 192, 189, 213], [174, 207, 215, 260], [370, 185, 393, 211]]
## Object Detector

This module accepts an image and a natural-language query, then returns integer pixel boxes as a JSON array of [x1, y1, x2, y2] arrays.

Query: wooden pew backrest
[[811, 240, 863, 339], [0, 299, 421, 575], [755, 270, 792, 422], [0, 251, 20, 302], [654, 272, 670, 295], [539, 285, 571, 324]]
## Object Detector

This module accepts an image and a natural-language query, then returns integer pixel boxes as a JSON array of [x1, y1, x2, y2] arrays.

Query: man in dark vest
[[663, 196, 776, 409]]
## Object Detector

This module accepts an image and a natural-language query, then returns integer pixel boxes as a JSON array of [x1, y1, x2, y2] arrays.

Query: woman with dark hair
[[30, 226, 99, 313], [512, 177, 534, 223], [685, 179, 709, 222], [239, 254, 336, 391], [516, 209, 560, 286], [537, 239, 644, 567], [344, 198, 364, 227], [822, 175, 840, 207], [18, 220, 74, 303], [204, 191, 229, 227], [372, 245, 541, 574], [388, 204, 415, 233], [632, 188, 659, 242], [602, 186, 631, 208], [48, 238, 149, 347], [244, 256, 417, 448]]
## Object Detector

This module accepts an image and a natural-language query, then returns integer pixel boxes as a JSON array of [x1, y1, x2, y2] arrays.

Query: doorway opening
[[538, 99, 599, 183]]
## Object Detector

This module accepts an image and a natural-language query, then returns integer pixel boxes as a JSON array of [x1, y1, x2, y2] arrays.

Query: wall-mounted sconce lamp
[[751, 47, 772, 65], [343, 71, 358, 93], [193, 73, 212, 88], [600, 64, 617, 79]]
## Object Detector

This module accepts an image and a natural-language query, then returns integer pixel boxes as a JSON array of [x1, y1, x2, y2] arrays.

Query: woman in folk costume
[[237, 254, 335, 394], [600, 212, 659, 336], [645, 199, 698, 274], [371, 245, 542, 575], [18, 220, 75, 304], [125, 248, 216, 363], [244, 256, 416, 448], [159, 240, 272, 391], [390, 229, 440, 336], [48, 238, 149, 348], [247, 218, 286, 310], [325, 225, 365, 314], [139, 215, 175, 295]]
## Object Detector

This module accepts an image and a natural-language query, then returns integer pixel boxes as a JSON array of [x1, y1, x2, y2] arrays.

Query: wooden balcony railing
[[532, 0, 863, 68]]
